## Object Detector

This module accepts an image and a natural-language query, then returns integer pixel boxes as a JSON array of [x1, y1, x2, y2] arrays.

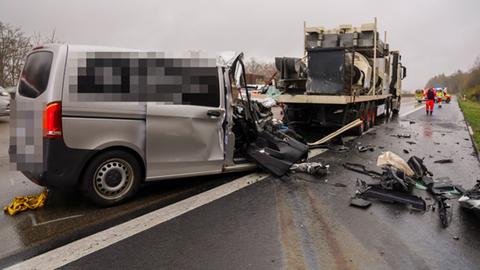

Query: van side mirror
[[401, 66, 407, 79]]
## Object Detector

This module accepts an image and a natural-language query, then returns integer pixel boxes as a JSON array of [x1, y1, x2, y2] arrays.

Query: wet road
[[3, 97, 480, 269], [0, 115, 250, 267]]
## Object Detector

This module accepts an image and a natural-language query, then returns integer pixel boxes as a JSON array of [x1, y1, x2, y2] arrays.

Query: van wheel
[[83, 150, 141, 206]]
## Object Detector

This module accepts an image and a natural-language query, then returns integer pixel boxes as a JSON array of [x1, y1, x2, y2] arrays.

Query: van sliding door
[[145, 66, 225, 180]]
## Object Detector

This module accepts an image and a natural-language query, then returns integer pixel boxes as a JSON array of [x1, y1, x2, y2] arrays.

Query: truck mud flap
[[359, 187, 427, 211], [246, 130, 308, 176]]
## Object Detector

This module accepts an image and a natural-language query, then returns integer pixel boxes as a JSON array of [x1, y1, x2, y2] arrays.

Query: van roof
[[39, 44, 243, 67]]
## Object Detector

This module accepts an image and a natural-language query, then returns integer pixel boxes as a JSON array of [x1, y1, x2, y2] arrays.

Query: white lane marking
[[6, 172, 269, 270], [308, 148, 328, 158], [468, 125, 474, 136], [402, 101, 416, 107], [29, 214, 84, 227], [400, 105, 425, 118]]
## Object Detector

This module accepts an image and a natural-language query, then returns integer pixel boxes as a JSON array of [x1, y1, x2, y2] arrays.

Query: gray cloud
[[1, 0, 479, 90]]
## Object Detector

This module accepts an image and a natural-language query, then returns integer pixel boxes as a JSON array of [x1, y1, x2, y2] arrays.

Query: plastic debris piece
[[290, 162, 329, 177], [434, 159, 453, 164], [391, 134, 411, 139], [377, 151, 415, 177], [4, 189, 48, 216], [350, 198, 372, 208]]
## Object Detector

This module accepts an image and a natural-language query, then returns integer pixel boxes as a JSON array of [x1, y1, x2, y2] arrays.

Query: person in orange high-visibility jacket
[[426, 88, 435, 115]]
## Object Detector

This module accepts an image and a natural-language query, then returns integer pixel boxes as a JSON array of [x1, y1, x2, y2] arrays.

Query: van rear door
[[10, 45, 66, 177]]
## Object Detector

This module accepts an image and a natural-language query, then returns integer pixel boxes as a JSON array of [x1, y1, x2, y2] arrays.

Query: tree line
[[425, 57, 480, 100], [0, 21, 57, 87]]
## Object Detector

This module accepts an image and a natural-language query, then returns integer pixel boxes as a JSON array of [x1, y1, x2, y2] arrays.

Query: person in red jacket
[[426, 88, 436, 115]]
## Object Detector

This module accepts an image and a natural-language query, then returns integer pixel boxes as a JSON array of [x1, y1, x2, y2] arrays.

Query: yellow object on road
[[3, 189, 48, 216]]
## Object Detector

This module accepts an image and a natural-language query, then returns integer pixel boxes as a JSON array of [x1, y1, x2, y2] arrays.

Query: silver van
[[9, 44, 260, 206]]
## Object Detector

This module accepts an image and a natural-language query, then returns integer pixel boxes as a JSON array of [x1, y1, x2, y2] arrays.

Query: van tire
[[82, 150, 141, 206]]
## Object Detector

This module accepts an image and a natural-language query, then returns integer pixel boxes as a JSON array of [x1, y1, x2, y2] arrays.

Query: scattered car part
[[377, 151, 415, 177], [391, 134, 411, 139], [350, 197, 372, 208], [358, 186, 427, 211], [4, 189, 48, 216], [434, 159, 453, 164], [290, 162, 329, 177], [343, 162, 382, 178], [438, 195, 452, 228], [358, 144, 375, 152], [458, 180, 480, 211], [247, 130, 308, 177], [407, 156, 433, 179]]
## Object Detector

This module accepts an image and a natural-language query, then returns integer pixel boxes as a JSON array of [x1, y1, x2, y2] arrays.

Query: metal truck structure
[[275, 20, 406, 134]]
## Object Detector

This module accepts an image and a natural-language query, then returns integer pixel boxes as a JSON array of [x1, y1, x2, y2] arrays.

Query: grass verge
[[458, 99, 480, 149]]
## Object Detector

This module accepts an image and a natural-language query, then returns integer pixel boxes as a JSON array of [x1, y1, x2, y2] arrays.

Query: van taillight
[[43, 102, 62, 138]]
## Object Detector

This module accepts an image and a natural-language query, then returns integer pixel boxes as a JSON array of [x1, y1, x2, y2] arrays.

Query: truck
[[275, 20, 406, 135]]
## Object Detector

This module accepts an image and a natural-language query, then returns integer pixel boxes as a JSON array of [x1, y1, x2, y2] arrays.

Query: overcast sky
[[1, 0, 479, 90]]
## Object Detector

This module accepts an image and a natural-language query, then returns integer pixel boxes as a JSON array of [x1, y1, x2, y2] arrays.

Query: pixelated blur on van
[[9, 44, 256, 206]]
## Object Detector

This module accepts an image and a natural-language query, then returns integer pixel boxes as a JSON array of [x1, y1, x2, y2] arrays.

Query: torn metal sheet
[[246, 130, 308, 176]]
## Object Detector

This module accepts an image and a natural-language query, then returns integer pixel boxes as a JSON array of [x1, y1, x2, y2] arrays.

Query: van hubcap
[[94, 158, 133, 200]]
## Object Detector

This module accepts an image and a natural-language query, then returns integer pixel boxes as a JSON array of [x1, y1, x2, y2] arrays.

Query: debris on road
[[438, 195, 452, 228], [4, 189, 48, 216], [357, 185, 427, 211], [434, 159, 454, 164], [458, 180, 480, 212], [247, 129, 308, 176], [358, 144, 375, 152], [406, 141, 416, 145], [391, 134, 411, 139], [350, 197, 372, 208], [377, 151, 415, 177], [290, 162, 329, 177], [403, 149, 410, 154]]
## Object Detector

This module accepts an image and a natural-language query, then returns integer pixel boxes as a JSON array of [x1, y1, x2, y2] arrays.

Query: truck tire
[[82, 150, 142, 207]]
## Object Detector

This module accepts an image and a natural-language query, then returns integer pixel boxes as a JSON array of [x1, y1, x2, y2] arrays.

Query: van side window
[[73, 57, 220, 107], [19, 52, 53, 98]]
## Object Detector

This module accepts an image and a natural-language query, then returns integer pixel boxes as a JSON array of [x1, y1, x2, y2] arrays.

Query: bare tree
[[0, 22, 32, 87], [244, 57, 277, 84]]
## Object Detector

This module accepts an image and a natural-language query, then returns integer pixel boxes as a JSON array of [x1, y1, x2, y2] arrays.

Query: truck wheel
[[83, 150, 142, 206]]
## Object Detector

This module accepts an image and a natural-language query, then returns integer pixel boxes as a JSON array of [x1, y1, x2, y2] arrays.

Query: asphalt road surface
[[2, 97, 480, 269]]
